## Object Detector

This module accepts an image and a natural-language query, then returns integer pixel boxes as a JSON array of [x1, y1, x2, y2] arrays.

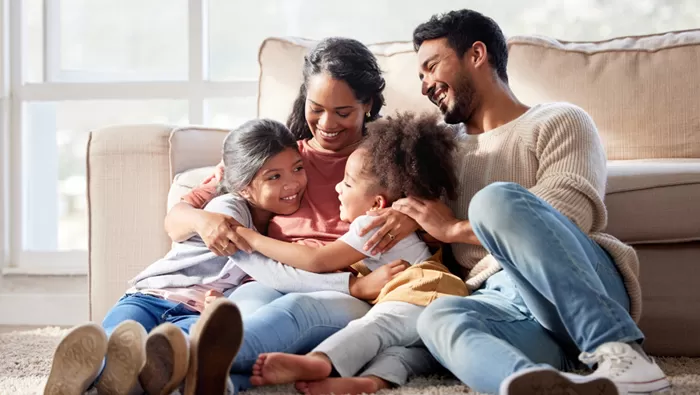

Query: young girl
[[43, 119, 308, 395], [233, 111, 469, 390]]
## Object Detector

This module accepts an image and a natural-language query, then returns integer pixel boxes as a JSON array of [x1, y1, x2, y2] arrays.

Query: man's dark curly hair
[[413, 9, 509, 83], [360, 111, 458, 203]]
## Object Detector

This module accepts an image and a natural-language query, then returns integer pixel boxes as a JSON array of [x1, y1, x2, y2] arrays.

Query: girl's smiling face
[[241, 147, 308, 215]]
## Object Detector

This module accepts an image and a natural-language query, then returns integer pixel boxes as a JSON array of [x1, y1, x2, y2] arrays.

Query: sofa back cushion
[[507, 29, 700, 160], [257, 38, 435, 125], [258, 30, 700, 160]]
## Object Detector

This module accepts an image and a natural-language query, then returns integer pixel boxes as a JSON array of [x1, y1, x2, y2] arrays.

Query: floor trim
[[0, 293, 88, 326]]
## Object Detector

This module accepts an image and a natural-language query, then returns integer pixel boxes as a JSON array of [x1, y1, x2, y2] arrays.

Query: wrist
[[349, 276, 367, 299], [446, 220, 469, 244], [192, 211, 210, 236]]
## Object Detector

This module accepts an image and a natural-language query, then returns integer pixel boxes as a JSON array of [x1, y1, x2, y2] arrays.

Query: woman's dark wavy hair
[[286, 37, 386, 140], [361, 111, 458, 202]]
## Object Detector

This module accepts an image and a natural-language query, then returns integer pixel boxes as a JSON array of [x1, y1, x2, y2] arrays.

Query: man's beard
[[442, 73, 475, 125]]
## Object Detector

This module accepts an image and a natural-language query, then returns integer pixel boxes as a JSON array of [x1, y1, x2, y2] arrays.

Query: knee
[[417, 297, 463, 341], [468, 182, 527, 233]]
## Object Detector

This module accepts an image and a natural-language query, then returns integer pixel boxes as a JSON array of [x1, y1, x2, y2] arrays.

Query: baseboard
[[0, 293, 89, 326]]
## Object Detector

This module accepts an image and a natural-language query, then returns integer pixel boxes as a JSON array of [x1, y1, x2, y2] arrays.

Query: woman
[[165, 37, 439, 394]]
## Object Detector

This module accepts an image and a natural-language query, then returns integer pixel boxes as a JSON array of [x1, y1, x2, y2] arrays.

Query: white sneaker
[[579, 342, 671, 394], [499, 342, 671, 395], [499, 366, 619, 395]]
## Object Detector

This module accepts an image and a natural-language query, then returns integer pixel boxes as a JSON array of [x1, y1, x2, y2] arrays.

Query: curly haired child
[[231, 111, 469, 394]]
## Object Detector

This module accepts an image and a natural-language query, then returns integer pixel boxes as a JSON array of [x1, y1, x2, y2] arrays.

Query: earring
[[365, 111, 371, 119]]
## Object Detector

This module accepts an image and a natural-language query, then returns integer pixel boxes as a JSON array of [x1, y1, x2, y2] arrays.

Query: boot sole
[[44, 323, 107, 395], [140, 323, 190, 395], [501, 369, 619, 395], [184, 299, 243, 395], [95, 320, 147, 395]]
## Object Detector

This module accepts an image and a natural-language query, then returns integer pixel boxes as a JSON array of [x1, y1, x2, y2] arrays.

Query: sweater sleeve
[[527, 105, 609, 234], [233, 252, 352, 294]]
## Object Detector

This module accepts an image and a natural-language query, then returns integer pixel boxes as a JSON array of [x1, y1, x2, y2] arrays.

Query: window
[[2, 0, 697, 273]]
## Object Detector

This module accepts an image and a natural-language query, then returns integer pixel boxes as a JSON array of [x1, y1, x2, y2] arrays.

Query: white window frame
[[1, 0, 257, 274]]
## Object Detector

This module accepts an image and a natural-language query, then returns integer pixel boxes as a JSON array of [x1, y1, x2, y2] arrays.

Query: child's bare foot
[[250, 353, 332, 386], [295, 376, 390, 395]]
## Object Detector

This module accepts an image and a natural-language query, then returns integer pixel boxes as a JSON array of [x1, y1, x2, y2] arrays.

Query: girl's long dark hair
[[286, 37, 386, 141]]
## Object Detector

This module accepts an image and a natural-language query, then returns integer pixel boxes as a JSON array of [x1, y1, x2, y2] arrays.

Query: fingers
[[206, 289, 225, 298], [389, 261, 409, 276], [358, 212, 388, 237], [228, 232, 252, 254], [392, 197, 424, 220], [208, 240, 227, 256]]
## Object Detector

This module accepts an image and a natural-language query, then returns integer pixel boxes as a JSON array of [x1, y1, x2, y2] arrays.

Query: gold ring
[[387, 233, 395, 240]]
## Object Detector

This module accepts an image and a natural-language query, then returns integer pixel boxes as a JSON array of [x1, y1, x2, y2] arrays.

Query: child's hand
[[204, 290, 225, 308], [349, 260, 409, 301]]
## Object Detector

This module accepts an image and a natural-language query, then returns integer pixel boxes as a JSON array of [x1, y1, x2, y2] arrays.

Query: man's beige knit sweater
[[449, 102, 642, 322]]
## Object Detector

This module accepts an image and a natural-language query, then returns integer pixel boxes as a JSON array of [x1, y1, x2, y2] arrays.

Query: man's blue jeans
[[417, 182, 644, 394]]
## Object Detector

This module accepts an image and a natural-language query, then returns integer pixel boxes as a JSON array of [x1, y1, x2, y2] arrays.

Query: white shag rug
[[2, 327, 699, 394]]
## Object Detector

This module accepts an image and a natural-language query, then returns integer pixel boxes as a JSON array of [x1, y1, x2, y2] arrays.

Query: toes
[[250, 376, 265, 387], [295, 381, 310, 394]]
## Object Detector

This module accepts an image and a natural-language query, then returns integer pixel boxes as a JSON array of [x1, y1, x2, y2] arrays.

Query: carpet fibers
[[2, 327, 698, 394]]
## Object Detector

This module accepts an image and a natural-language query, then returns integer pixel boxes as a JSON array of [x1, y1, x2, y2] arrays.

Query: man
[[392, 9, 670, 395]]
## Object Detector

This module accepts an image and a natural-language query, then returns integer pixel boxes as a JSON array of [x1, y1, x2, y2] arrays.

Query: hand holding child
[[349, 260, 409, 301]]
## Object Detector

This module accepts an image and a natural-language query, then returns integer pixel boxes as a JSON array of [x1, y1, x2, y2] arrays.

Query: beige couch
[[87, 30, 700, 357]]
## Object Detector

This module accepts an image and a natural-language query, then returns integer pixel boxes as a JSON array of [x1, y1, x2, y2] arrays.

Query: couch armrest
[[87, 124, 175, 321], [87, 124, 228, 322]]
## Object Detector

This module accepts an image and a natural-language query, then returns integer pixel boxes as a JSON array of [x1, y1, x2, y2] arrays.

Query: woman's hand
[[195, 211, 252, 256], [349, 260, 409, 300], [358, 209, 420, 254]]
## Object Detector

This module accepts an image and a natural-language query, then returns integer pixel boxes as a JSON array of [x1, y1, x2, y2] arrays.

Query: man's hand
[[358, 208, 420, 254], [349, 260, 409, 300], [195, 211, 252, 256], [392, 197, 468, 244]]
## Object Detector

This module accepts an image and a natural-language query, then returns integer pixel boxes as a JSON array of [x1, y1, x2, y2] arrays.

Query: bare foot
[[295, 376, 390, 395], [250, 353, 332, 386]]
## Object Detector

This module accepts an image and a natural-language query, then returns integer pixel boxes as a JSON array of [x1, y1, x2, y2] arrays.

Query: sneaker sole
[[95, 320, 147, 395], [621, 377, 672, 394], [44, 323, 108, 395], [501, 369, 619, 395], [184, 299, 243, 395], [140, 323, 190, 395]]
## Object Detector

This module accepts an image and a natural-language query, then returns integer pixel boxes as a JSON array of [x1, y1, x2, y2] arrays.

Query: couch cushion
[[605, 159, 700, 244], [167, 166, 217, 211], [257, 37, 436, 124], [507, 30, 700, 160]]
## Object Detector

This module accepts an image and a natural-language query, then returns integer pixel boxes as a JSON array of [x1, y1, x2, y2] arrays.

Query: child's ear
[[372, 195, 389, 210]]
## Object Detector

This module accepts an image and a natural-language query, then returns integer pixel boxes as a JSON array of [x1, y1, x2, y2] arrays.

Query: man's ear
[[470, 41, 489, 69]]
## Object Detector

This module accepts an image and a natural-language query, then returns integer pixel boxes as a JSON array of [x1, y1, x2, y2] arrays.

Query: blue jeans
[[226, 283, 371, 393], [102, 293, 199, 337], [417, 182, 644, 394]]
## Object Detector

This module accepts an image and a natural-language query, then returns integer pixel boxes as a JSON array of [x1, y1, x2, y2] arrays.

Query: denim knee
[[468, 182, 527, 233], [417, 296, 464, 342]]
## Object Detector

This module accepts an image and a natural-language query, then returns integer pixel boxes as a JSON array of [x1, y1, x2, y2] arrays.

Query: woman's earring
[[365, 111, 371, 119]]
